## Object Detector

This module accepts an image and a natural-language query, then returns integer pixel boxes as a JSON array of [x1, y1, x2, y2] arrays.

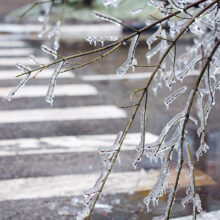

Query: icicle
[[45, 60, 64, 105], [7, 73, 30, 101], [164, 86, 187, 109], [41, 45, 57, 59], [176, 55, 202, 81], [116, 35, 139, 76], [146, 26, 161, 50], [93, 10, 121, 26]]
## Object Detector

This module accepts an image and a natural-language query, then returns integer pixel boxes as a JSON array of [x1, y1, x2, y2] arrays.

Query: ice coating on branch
[[77, 131, 123, 220], [195, 193, 203, 213], [144, 161, 170, 212], [93, 10, 121, 26], [133, 107, 146, 169], [182, 163, 194, 208], [145, 111, 186, 158], [164, 86, 187, 109], [145, 43, 161, 63], [86, 36, 118, 47], [16, 63, 32, 72], [196, 132, 209, 161], [38, 2, 53, 38], [41, 45, 57, 59], [7, 73, 30, 102], [116, 35, 139, 76], [153, 187, 175, 220], [53, 21, 61, 51], [176, 55, 202, 81], [189, 115, 198, 126], [45, 61, 64, 105], [146, 26, 161, 50]]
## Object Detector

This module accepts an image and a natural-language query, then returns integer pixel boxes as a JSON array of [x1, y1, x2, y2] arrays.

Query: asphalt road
[[0, 34, 219, 220]]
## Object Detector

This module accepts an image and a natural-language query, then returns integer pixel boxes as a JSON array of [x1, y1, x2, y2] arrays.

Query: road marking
[[0, 133, 158, 156], [0, 169, 215, 201], [0, 41, 26, 48], [0, 57, 51, 66], [81, 70, 220, 81], [0, 84, 97, 99], [0, 105, 126, 124], [0, 24, 122, 40], [0, 70, 74, 79], [171, 210, 220, 220], [0, 48, 34, 56]]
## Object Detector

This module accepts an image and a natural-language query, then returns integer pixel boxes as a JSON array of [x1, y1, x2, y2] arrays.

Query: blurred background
[[0, 0, 219, 219]]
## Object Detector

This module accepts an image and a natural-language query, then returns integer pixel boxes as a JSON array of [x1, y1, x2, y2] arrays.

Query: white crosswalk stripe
[[0, 170, 161, 201], [0, 84, 97, 99], [81, 70, 220, 81], [0, 57, 51, 66], [0, 69, 74, 79], [0, 168, 216, 202], [0, 40, 26, 48], [0, 48, 34, 56], [0, 105, 126, 123], [0, 133, 158, 156]]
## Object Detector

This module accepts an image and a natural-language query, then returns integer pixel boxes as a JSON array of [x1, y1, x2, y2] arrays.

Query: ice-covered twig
[[116, 35, 139, 76], [164, 86, 187, 109], [7, 73, 30, 101], [45, 60, 64, 105], [41, 44, 58, 59], [77, 131, 123, 220], [93, 10, 122, 26], [133, 93, 147, 169]]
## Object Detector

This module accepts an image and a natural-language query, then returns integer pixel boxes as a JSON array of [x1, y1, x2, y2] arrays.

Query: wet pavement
[[0, 30, 219, 220]]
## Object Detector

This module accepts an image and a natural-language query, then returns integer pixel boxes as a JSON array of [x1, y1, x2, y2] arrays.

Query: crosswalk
[[0, 37, 217, 219]]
